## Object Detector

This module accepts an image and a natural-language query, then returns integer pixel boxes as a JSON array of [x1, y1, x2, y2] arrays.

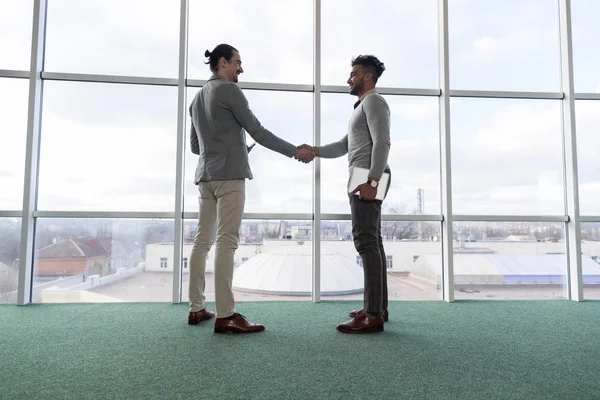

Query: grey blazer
[[189, 75, 296, 183]]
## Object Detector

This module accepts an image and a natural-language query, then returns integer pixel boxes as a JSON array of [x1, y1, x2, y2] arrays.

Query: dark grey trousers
[[349, 194, 389, 315]]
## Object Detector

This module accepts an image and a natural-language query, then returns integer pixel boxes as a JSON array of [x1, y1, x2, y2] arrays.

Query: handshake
[[294, 144, 317, 164]]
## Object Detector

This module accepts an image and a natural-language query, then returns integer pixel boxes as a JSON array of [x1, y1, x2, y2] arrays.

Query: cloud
[[188, 1, 313, 84], [450, 99, 565, 214], [0, 0, 33, 70], [0, 78, 28, 209], [321, 1, 438, 88], [571, 0, 600, 92], [449, 0, 560, 91], [36, 110, 177, 211], [44, 0, 180, 77], [43, 81, 177, 128]]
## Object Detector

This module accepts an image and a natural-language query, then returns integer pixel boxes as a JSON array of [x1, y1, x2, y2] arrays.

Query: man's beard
[[350, 82, 362, 95]]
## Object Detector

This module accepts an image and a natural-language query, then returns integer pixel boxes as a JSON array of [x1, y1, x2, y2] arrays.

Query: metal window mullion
[[0, 69, 30, 79], [41, 72, 178, 87], [0, 211, 22, 218], [18, 0, 47, 306], [33, 211, 175, 219], [449, 90, 563, 100], [453, 215, 569, 222], [439, 0, 454, 302], [321, 85, 440, 97], [312, 0, 321, 303], [183, 212, 314, 220], [172, 0, 189, 304], [574, 93, 600, 100], [320, 213, 444, 221], [559, 0, 583, 301], [581, 216, 600, 223]]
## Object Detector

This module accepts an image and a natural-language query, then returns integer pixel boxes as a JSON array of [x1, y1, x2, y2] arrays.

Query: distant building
[[35, 237, 121, 278]]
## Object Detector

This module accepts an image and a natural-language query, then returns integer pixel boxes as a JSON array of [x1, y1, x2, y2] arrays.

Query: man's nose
[[238, 67, 244, 73]]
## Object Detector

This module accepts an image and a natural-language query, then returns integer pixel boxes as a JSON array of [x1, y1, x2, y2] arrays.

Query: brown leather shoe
[[188, 308, 215, 325], [336, 313, 384, 334], [214, 313, 265, 334], [348, 308, 388, 322]]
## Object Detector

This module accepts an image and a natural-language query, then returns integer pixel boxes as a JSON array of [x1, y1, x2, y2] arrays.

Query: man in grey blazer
[[299, 55, 391, 333], [187, 44, 314, 333]]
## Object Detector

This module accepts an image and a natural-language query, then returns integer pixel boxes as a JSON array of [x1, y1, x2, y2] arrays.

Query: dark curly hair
[[351, 55, 386, 83]]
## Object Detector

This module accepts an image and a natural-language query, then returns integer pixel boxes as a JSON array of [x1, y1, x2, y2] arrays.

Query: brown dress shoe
[[214, 313, 265, 334], [337, 313, 384, 334], [188, 308, 215, 325], [348, 308, 388, 322]]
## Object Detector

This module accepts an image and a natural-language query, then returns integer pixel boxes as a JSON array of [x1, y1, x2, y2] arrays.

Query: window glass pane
[[0, 78, 28, 210], [449, 0, 560, 91], [322, 0, 438, 88], [580, 222, 600, 300], [453, 222, 567, 300], [33, 218, 173, 303], [44, 0, 179, 77], [321, 94, 440, 215], [451, 98, 564, 215], [0, 0, 33, 70], [182, 219, 312, 303], [38, 81, 177, 211], [572, 0, 600, 93], [321, 220, 442, 301], [0, 218, 21, 304], [184, 88, 313, 214], [188, 0, 313, 84], [576, 100, 600, 215]]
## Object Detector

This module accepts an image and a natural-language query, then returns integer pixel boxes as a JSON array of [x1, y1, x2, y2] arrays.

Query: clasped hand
[[294, 144, 316, 163]]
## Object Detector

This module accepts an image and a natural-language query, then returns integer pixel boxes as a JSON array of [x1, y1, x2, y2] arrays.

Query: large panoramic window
[[320, 94, 440, 215], [575, 100, 600, 215], [0, 0, 33, 71], [44, 0, 180, 77], [32, 218, 173, 303], [0, 78, 28, 210], [449, 0, 560, 92], [572, 0, 600, 93], [4, 2, 600, 304], [187, 0, 313, 84], [580, 222, 600, 300], [451, 98, 564, 215], [0, 218, 21, 304], [37, 81, 178, 212], [320, 220, 442, 302], [184, 88, 313, 214], [322, 0, 438, 88], [453, 221, 567, 300], [181, 219, 313, 303]]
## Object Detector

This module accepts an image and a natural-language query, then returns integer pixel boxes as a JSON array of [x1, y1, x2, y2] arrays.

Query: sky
[[1, 0, 600, 216]]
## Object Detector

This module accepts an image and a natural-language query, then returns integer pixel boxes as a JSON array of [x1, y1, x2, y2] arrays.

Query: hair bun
[[204, 50, 211, 58]]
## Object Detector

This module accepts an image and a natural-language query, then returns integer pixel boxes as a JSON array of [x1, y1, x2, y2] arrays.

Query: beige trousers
[[188, 180, 245, 318]]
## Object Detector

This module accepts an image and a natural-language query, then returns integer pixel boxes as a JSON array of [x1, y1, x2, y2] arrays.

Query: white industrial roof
[[409, 254, 600, 284], [232, 242, 363, 296]]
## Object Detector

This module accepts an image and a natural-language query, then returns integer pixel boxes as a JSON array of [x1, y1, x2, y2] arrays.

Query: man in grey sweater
[[301, 55, 391, 333], [187, 44, 314, 333]]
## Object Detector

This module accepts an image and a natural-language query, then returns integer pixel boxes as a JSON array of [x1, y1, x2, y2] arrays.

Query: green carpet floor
[[1, 301, 599, 400]]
